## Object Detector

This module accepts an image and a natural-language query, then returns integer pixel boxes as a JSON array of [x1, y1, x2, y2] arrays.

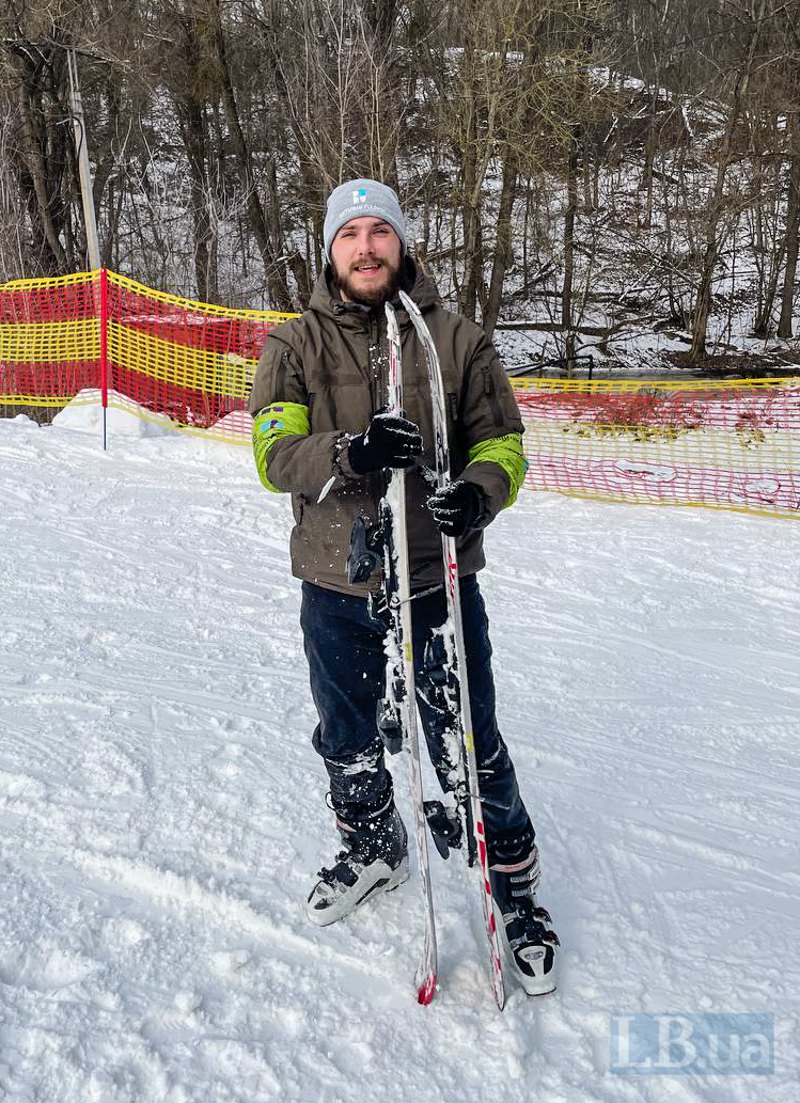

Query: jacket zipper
[[273, 349, 287, 404], [371, 311, 390, 506], [482, 365, 504, 428], [370, 312, 382, 415]]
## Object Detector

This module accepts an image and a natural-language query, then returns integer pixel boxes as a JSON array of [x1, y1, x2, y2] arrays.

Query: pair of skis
[[380, 293, 506, 1010]]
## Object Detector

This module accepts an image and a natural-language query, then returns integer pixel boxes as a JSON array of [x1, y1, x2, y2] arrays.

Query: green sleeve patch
[[466, 433, 527, 508], [252, 402, 310, 492]]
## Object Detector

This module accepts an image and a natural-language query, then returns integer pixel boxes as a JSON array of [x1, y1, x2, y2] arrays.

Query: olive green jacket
[[248, 259, 525, 595]]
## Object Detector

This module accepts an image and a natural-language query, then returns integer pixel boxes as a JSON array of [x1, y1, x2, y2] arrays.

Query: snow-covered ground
[[1, 408, 798, 1103]]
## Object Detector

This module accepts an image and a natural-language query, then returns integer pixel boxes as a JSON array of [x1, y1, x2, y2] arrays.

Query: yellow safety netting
[[2, 268, 798, 518]]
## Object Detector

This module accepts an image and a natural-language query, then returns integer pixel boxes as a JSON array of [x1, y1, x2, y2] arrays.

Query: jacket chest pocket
[[310, 384, 378, 434]]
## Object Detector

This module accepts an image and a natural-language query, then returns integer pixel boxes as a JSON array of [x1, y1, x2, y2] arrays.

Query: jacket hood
[[307, 255, 441, 327]]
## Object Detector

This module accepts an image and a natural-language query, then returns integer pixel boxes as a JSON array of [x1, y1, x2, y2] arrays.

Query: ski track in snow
[[1, 410, 798, 1103]]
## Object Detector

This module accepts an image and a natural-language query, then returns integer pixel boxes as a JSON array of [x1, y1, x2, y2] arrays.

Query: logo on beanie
[[352, 188, 367, 204]]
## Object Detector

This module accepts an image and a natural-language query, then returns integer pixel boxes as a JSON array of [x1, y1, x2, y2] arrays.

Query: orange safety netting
[[512, 378, 800, 520], [0, 271, 100, 404], [1, 269, 799, 519], [0, 269, 291, 440]]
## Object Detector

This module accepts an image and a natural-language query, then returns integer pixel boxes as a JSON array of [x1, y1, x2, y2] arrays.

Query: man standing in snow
[[248, 179, 559, 995]]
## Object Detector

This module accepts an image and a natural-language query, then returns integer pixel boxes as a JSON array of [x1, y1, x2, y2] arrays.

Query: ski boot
[[306, 800, 409, 926], [489, 846, 560, 995]]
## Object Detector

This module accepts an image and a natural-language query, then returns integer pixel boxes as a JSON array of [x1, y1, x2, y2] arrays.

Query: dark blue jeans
[[299, 576, 535, 864]]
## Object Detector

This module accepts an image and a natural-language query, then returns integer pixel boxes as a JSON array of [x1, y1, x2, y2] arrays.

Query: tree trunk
[[458, 46, 481, 321], [364, 0, 401, 180], [176, 95, 218, 302], [482, 146, 517, 338], [11, 50, 69, 274], [561, 128, 580, 367], [206, 0, 292, 310], [689, 0, 766, 362], [778, 114, 800, 339]]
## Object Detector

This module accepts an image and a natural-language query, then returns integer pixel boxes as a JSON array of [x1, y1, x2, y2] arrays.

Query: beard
[[332, 256, 402, 307]]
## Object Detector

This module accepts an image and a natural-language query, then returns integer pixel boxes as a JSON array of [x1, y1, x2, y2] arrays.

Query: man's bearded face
[[330, 216, 403, 306]]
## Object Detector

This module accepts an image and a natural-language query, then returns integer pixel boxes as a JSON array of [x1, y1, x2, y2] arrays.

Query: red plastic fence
[[2, 269, 799, 519]]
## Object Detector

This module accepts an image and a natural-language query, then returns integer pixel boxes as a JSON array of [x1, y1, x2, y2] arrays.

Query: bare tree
[[1, 0, 798, 369], [778, 112, 800, 337], [1, 1, 81, 275]]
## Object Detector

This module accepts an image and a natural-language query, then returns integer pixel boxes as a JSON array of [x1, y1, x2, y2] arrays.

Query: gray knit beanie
[[323, 179, 407, 261]]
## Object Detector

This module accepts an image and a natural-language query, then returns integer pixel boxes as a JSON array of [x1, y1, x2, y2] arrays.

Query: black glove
[[348, 413, 423, 475], [427, 480, 488, 536]]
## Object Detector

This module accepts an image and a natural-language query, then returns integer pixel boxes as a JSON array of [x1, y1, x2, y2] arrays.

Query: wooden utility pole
[[67, 47, 101, 270]]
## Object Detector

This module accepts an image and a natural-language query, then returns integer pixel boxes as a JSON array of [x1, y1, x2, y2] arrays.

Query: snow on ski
[[383, 300, 438, 1004], [399, 288, 507, 1011]]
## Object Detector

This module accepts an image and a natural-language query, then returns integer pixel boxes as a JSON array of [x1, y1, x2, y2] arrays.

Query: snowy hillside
[[1, 410, 798, 1103]]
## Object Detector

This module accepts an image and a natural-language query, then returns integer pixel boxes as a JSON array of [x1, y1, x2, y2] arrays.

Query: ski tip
[[398, 289, 416, 315], [417, 973, 437, 1005]]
